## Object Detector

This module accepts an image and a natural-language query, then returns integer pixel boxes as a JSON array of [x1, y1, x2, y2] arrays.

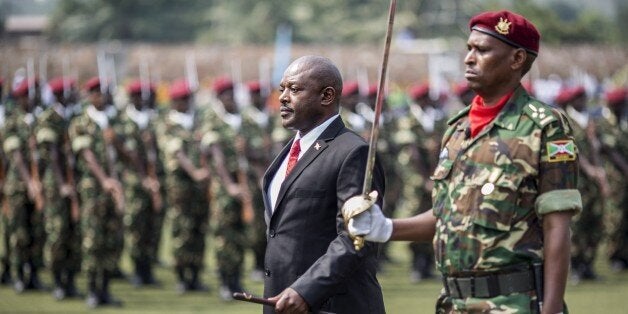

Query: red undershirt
[[468, 90, 514, 137]]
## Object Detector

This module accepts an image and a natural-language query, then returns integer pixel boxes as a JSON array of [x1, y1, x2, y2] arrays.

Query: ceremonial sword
[[342, 0, 397, 250]]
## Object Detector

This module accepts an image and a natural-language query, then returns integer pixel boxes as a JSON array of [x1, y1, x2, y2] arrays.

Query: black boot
[[100, 270, 122, 307], [27, 265, 46, 291], [14, 263, 26, 293], [65, 270, 79, 298], [52, 270, 65, 300], [189, 265, 208, 292], [174, 266, 187, 294], [85, 271, 100, 308], [130, 259, 145, 287], [143, 259, 159, 285], [0, 262, 11, 285]]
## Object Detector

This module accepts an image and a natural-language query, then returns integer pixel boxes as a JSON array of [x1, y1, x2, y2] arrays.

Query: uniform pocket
[[430, 159, 453, 217], [470, 169, 524, 232]]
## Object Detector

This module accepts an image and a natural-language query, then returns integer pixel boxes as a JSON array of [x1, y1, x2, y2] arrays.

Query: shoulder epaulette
[[522, 99, 557, 128], [446, 106, 470, 125]]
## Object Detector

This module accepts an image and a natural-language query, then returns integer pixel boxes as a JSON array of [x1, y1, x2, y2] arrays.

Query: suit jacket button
[[265, 269, 271, 277], [269, 229, 276, 238]]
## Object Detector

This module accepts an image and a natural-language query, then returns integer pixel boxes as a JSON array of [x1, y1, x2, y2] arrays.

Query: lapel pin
[[314, 142, 321, 150]]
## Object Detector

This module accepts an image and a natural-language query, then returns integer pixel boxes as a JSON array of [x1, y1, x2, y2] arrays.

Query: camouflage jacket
[[159, 108, 204, 181], [3, 106, 39, 194], [117, 105, 162, 182], [68, 104, 121, 186], [431, 86, 582, 275], [35, 104, 75, 194]]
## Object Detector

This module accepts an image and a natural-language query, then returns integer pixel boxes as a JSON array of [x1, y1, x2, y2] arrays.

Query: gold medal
[[481, 183, 495, 195]]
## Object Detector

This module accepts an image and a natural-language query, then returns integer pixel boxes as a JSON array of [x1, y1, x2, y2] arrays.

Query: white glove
[[347, 204, 393, 243]]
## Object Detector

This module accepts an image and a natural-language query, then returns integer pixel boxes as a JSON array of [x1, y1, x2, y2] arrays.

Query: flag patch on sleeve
[[547, 140, 577, 162]]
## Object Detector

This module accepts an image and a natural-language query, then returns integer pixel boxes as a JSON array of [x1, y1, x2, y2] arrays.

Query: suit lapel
[[262, 141, 292, 220], [271, 118, 345, 219]]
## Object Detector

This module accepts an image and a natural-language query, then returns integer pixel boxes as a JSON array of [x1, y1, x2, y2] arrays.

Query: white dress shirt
[[268, 114, 340, 212]]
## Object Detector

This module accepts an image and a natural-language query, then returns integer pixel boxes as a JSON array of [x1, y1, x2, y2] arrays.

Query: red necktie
[[285, 139, 301, 178]]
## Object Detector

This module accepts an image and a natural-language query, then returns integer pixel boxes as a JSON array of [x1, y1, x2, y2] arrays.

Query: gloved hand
[[347, 203, 393, 243]]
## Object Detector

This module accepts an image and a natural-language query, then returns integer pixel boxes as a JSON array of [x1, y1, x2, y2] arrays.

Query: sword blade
[[362, 0, 396, 195]]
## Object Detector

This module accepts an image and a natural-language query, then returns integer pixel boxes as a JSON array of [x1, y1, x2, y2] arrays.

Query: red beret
[[84, 76, 102, 92], [246, 81, 261, 93], [605, 88, 627, 105], [169, 79, 191, 100], [555, 86, 585, 105], [126, 79, 155, 95], [342, 81, 359, 97], [212, 76, 234, 94], [469, 10, 540, 56], [48, 77, 76, 94], [366, 84, 379, 97], [12, 78, 38, 97], [409, 83, 430, 100]]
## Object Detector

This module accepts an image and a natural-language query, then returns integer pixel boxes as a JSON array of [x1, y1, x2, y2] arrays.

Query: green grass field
[[1, 223, 627, 313]]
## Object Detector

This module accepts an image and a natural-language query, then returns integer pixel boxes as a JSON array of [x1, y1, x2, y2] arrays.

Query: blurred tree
[[47, 0, 624, 45], [49, 0, 212, 42]]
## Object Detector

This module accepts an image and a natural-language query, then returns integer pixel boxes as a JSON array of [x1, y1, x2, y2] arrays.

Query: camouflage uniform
[[431, 87, 581, 313], [69, 104, 124, 301], [241, 104, 273, 277], [160, 108, 209, 289], [3, 105, 46, 291], [562, 105, 605, 279], [200, 105, 249, 295], [36, 104, 82, 296], [395, 101, 447, 281], [595, 106, 628, 268], [118, 105, 163, 285]]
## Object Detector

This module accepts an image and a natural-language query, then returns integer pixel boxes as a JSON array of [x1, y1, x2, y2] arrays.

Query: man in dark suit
[[262, 55, 386, 314]]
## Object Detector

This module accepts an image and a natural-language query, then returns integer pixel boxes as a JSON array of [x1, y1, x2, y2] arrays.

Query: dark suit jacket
[[262, 117, 386, 314]]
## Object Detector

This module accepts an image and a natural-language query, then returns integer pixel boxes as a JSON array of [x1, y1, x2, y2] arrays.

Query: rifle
[[103, 127, 124, 214], [28, 135, 45, 212], [63, 132, 80, 222], [142, 129, 163, 213], [235, 135, 255, 224]]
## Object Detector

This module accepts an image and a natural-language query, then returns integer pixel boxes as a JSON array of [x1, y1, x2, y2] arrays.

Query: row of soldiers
[[0, 73, 287, 308], [0, 70, 625, 309]]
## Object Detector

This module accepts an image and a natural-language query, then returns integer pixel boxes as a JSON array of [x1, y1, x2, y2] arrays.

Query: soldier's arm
[[81, 148, 115, 188], [209, 143, 240, 196], [175, 150, 209, 182], [536, 111, 583, 314], [11, 150, 36, 195], [48, 143, 69, 193], [542, 211, 573, 314], [389, 209, 437, 242]]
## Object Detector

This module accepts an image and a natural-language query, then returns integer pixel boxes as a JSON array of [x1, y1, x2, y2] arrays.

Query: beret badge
[[495, 17, 511, 35]]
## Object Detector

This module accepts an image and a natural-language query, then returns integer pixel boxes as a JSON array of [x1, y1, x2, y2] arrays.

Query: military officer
[[69, 77, 125, 308], [200, 76, 249, 300], [159, 79, 210, 294], [3, 78, 47, 293], [346, 11, 582, 313], [119, 80, 163, 287], [554, 85, 610, 282], [37, 77, 82, 300]]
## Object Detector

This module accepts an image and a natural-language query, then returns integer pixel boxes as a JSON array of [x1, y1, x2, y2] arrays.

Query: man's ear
[[321, 86, 336, 107], [511, 48, 527, 71]]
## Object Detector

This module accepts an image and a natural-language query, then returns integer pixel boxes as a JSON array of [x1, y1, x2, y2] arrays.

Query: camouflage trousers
[[602, 167, 628, 264], [571, 181, 604, 269], [212, 193, 247, 278], [123, 183, 159, 263], [79, 182, 124, 273], [248, 188, 266, 270], [168, 181, 209, 269], [44, 195, 82, 273], [6, 191, 45, 271], [1, 205, 10, 273]]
